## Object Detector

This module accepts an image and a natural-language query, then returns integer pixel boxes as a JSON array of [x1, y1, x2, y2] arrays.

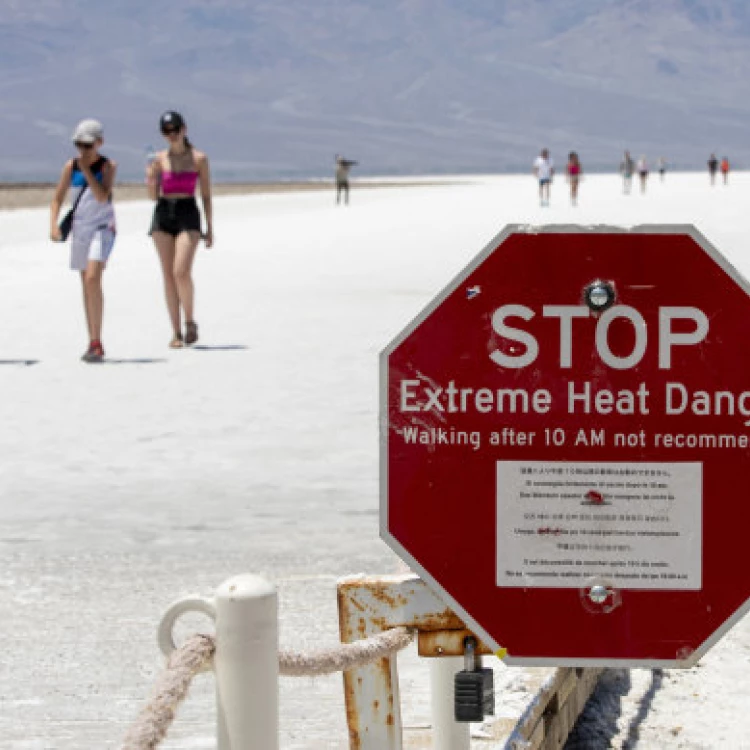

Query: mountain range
[[0, 0, 747, 180]]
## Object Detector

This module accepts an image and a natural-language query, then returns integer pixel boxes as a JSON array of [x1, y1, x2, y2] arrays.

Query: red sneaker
[[81, 340, 105, 363]]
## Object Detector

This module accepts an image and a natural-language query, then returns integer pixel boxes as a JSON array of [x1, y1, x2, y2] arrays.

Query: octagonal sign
[[381, 225, 750, 666]]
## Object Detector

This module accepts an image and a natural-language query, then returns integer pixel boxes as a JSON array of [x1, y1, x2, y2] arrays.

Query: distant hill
[[0, 0, 747, 180]]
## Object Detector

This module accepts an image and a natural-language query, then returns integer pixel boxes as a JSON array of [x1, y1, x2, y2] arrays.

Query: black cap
[[160, 111, 185, 132]]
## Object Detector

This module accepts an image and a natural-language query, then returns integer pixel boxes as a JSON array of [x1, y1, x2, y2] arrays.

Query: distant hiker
[[146, 111, 213, 349], [533, 148, 554, 206], [620, 151, 634, 194], [49, 119, 117, 363], [708, 154, 719, 185], [636, 156, 649, 193], [657, 156, 667, 181], [721, 156, 730, 185], [566, 152, 582, 206], [335, 155, 358, 205]]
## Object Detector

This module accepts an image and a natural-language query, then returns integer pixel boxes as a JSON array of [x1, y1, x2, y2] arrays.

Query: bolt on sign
[[381, 225, 750, 666]]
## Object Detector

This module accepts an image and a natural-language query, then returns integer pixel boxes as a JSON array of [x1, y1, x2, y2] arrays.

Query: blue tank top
[[71, 157, 107, 188]]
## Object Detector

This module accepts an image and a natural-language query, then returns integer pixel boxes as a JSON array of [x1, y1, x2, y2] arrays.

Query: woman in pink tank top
[[566, 151, 582, 206], [146, 111, 213, 348]]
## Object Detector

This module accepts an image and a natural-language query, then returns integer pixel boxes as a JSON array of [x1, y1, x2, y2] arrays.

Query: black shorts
[[149, 197, 202, 237]]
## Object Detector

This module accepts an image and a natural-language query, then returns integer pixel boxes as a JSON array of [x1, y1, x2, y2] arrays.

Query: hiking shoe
[[81, 341, 105, 363], [185, 321, 199, 345], [169, 333, 184, 349]]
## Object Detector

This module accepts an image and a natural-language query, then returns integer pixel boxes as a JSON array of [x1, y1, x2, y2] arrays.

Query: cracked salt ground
[[2, 173, 750, 748]]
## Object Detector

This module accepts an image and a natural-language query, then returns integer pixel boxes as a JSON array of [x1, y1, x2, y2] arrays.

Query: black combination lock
[[454, 636, 495, 722]]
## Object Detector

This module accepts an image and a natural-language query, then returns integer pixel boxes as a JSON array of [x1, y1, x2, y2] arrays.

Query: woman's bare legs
[[570, 178, 579, 205], [153, 231, 181, 338], [81, 260, 105, 342], [173, 230, 201, 326], [153, 229, 201, 343]]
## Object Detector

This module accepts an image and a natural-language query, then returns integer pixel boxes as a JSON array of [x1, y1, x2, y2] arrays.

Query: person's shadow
[[564, 668, 664, 749], [0, 350, 248, 364], [101, 358, 168, 365], [190, 345, 248, 351]]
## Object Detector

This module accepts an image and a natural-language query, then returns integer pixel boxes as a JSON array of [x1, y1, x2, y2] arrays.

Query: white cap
[[71, 119, 103, 144]]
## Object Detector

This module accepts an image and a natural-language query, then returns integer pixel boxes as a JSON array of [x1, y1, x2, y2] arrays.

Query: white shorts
[[70, 224, 116, 271]]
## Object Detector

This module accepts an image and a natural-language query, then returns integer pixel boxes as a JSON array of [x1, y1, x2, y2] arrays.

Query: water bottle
[[145, 145, 157, 186]]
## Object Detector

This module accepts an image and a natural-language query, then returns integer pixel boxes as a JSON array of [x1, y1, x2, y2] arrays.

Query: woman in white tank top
[[49, 118, 117, 363]]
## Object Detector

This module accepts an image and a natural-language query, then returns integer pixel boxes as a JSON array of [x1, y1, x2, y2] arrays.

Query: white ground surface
[[1, 172, 749, 749]]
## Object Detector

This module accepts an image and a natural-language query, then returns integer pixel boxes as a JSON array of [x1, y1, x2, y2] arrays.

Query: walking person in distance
[[656, 156, 667, 182], [566, 151, 582, 206], [720, 156, 730, 186], [708, 153, 719, 186], [146, 111, 213, 349], [533, 148, 554, 207], [636, 155, 649, 194], [620, 151, 634, 194], [49, 119, 117, 363]]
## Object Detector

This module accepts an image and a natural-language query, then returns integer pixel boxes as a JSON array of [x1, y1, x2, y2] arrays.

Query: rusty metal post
[[338, 598, 401, 750], [337, 573, 468, 750]]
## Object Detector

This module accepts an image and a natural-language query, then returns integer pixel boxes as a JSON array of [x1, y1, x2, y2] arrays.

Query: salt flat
[[1, 172, 749, 749]]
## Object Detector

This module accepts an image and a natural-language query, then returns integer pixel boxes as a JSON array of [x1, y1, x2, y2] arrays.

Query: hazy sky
[[0, 1, 747, 179]]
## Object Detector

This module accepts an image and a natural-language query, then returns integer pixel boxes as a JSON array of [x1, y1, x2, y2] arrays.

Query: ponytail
[[184, 136, 194, 150]]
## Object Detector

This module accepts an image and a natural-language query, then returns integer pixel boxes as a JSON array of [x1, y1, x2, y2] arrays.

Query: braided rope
[[121, 633, 215, 750], [121, 626, 413, 750], [280, 625, 413, 676]]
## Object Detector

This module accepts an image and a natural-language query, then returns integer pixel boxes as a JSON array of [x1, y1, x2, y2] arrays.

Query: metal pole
[[430, 656, 471, 750], [158, 574, 279, 750]]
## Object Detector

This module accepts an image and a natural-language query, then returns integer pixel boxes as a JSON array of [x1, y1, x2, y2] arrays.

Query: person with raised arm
[[335, 154, 358, 205]]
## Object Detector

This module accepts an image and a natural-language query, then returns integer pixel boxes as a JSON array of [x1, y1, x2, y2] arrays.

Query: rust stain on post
[[418, 628, 493, 657], [343, 669, 362, 749], [338, 574, 471, 748], [339, 578, 401, 749]]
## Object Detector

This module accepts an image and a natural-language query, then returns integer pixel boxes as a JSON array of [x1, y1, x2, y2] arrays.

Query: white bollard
[[430, 656, 471, 750], [158, 574, 279, 750]]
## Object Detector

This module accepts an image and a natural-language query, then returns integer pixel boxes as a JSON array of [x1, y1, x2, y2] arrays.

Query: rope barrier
[[121, 633, 215, 750], [120, 626, 414, 750], [280, 625, 414, 676]]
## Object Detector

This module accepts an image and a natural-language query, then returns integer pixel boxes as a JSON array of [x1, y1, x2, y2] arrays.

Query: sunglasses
[[161, 127, 180, 135], [75, 142, 94, 149]]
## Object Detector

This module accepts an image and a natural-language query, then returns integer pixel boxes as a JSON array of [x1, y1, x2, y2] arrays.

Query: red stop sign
[[382, 225, 750, 666]]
